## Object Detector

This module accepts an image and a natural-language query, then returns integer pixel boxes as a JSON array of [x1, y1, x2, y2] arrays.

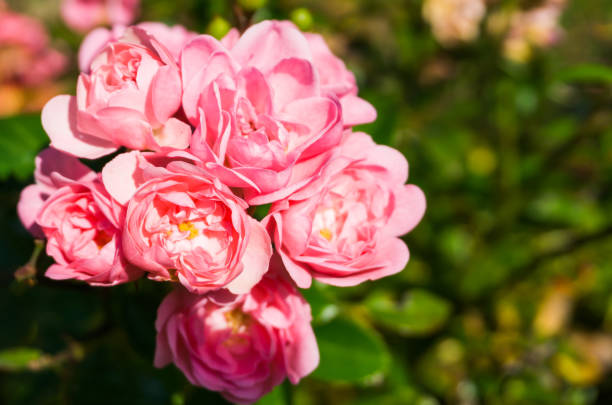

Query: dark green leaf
[[0, 114, 47, 181], [300, 282, 339, 324], [312, 317, 390, 382], [255, 384, 286, 405]]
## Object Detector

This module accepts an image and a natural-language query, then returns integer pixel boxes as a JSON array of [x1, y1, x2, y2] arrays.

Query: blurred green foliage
[[1, 0, 612, 404]]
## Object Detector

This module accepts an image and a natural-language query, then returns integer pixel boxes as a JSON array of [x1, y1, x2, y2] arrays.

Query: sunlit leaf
[[0, 347, 42, 371], [365, 289, 451, 336], [312, 317, 390, 382], [556, 64, 612, 84]]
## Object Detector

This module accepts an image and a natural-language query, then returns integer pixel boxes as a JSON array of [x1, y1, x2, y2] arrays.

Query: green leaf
[[365, 289, 451, 336], [255, 384, 287, 405], [0, 114, 48, 181], [300, 282, 339, 324], [312, 317, 390, 382], [0, 347, 42, 371], [555, 64, 612, 84]]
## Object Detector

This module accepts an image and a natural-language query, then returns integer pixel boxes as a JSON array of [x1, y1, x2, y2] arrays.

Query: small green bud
[[207, 16, 231, 40], [290, 8, 313, 31]]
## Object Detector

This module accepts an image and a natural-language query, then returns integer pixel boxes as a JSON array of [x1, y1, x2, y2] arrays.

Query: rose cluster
[[18, 20, 425, 404]]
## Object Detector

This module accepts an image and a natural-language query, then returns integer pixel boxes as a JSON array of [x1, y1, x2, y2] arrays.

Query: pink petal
[[17, 184, 46, 238], [278, 249, 313, 289], [343, 132, 409, 185], [148, 65, 182, 124], [284, 313, 319, 383], [180, 35, 229, 92], [267, 58, 318, 112], [221, 28, 240, 49], [231, 21, 312, 72], [226, 218, 272, 294], [42, 95, 117, 159], [45, 263, 76, 281], [340, 95, 377, 126], [78, 27, 118, 72], [102, 151, 140, 205], [155, 118, 191, 149], [387, 184, 426, 237], [35, 147, 96, 188]]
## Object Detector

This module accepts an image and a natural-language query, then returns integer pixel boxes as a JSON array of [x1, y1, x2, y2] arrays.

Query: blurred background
[[1, 0, 611, 404]]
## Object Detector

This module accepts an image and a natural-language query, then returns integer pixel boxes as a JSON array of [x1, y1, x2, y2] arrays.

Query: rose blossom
[[18, 148, 97, 238], [43, 27, 190, 159], [18, 148, 141, 286], [502, 0, 566, 63], [422, 0, 486, 45], [61, 0, 140, 33], [265, 132, 426, 288], [78, 22, 197, 71], [181, 20, 376, 205], [0, 7, 66, 86], [102, 151, 272, 294], [154, 271, 319, 404], [0, 5, 66, 115]]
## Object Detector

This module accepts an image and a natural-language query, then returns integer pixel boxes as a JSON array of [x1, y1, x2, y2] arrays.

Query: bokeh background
[[1, 0, 612, 404]]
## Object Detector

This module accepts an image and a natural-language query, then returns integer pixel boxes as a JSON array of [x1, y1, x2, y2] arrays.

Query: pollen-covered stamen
[[319, 228, 333, 241], [225, 308, 251, 333], [178, 221, 199, 240], [312, 200, 343, 243]]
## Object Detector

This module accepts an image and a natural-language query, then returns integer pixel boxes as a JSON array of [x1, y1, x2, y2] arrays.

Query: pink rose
[[102, 151, 272, 294], [154, 272, 319, 404], [78, 22, 197, 71], [18, 148, 142, 286], [266, 132, 426, 288], [18, 148, 97, 238], [181, 20, 373, 205], [43, 27, 190, 159], [61, 0, 139, 33]]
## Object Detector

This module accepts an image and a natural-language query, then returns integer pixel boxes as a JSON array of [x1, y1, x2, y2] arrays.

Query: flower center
[[178, 221, 199, 240], [319, 228, 333, 241], [93, 230, 113, 249], [224, 308, 251, 334]]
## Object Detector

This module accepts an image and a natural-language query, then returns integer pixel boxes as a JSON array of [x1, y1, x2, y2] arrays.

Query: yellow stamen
[[319, 228, 333, 241], [178, 222, 198, 240], [225, 308, 251, 333]]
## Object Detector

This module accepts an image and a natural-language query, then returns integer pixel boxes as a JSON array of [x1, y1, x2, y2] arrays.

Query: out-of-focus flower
[[422, 0, 486, 46], [0, 5, 66, 116], [61, 0, 140, 33], [155, 271, 318, 404], [533, 279, 574, 338], [490, 0, 568, 63], [554, 332, 612, 386]]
